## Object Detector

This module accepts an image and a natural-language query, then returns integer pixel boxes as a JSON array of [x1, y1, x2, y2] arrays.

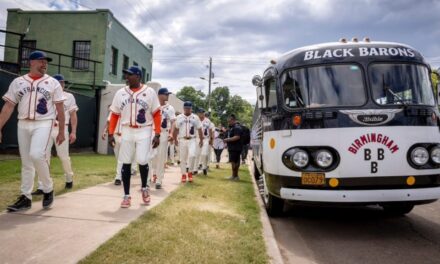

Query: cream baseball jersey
[[160, 104, 176, 132], [110, 85, 160, 126], [201, 118, 215, 139], [176, 113, 202, 138], [2, 74, 65, 120], [59, 92, 78, 125]]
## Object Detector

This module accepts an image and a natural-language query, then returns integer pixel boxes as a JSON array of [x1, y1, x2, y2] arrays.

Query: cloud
[[1, 0, 440, 104]]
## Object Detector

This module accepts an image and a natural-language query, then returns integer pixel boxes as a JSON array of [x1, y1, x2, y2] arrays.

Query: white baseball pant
[[18, 120, 54, 199], [118, 126, 152, 166], [47, 126, 73, 182], [169, 142, 175, 163], [178, 138, 197, 174], [199, 138, 210, 170], [113, 134, 136, 180], [152, 130, 169, 184]]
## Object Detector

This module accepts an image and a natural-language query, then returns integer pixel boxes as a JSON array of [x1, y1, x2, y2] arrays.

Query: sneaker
[[121, 196, 131, 208], [193, 171, 198, 176], [203, 169, 207, 176], [216, 164, 220, 169], [65, 182, 73, 189], [188, 172, 193, 183], [42, 191, 54, 209], [181, 174, 187, 183], [31, 189, 44, 195], [7, 195, 31, 212], [142, 189, 151, 205], [152, 174, 157, 184], [114, 179, 122, 185], [155, 183, 162, 189], [228, 176, 240, 181]]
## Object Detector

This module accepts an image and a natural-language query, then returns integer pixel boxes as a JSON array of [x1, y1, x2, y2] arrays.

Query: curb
[[249, 163, 285, 264]]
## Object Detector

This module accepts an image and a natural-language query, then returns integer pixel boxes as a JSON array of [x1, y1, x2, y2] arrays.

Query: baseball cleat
[[203, 169, 207, 176], [114, 179, 122, 185], [121, 196, 131, 208], [188, 172, 193, 183], [7, 195, 31, 212], [65, 182, 73, 189], [155, 183, 162, 189], [181, 174, 187, 183], [152, 174, 157, 184], [42, 191, 54, 209], [142, 189, 151, 205]]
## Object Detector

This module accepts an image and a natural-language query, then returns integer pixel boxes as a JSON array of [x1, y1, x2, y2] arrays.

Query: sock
[[139, 163, 149, 188], [122, 163, 131, 195]]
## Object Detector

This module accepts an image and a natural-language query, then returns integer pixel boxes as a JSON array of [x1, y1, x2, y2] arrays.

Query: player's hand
[[69, 132, 77, 144], [174, 139, 179, 147], [168, 135, 173, 142], [209, 139, 213, 146], [152, 135, 160, 149], [56, 132, 66, 145], [108, 134, 115, 148], [101, 131, 107, 140], [199, 140, 203, 148]]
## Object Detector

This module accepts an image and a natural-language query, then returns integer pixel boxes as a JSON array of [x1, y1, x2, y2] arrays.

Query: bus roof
[[272, 41, 427, 72]]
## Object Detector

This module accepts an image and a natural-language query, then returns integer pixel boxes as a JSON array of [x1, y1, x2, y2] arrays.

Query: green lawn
[[0, 153, 116, 211], [80, 165, 268, 264]]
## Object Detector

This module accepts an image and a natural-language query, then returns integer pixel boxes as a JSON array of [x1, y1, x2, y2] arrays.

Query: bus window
[[281, 64, 366, 108], [265, 78, 277, 110], [369, 63, 435, 106]]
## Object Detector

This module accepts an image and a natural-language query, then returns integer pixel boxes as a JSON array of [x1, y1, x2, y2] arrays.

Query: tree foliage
[[176, 85, 253, 127]]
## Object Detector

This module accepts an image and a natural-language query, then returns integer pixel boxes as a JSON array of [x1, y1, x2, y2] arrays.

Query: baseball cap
[[183, 101, 193, 108], [122, 66, 142, 78], [197, 108, 205, 113], [29, 51, 53, 62], [158, 87, 171, 95]]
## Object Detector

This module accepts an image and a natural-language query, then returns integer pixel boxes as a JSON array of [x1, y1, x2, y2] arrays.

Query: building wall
[[103, 12, 153, 84], [4, 9, 108, 90]]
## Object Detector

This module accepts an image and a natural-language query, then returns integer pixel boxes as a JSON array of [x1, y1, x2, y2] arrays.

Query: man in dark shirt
[[224, 114, 243, 180]]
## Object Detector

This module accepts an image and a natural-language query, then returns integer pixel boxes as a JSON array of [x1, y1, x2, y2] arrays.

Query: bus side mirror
[[252, 75, 266, 109]]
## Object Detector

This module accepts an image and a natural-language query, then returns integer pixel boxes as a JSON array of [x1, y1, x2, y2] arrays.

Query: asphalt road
[[270, 201, 440, 264]]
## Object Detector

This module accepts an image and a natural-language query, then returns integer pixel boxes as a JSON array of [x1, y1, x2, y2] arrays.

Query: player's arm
[[209, 125, 214, 145], [0, 101, 15, 143], [152, 108, 161, 148], [198, 127, 203, 147], [69, 110, 78, 144], [169, 119, 176, 142], [55, 102, 66, 145], [107, 112, 120, 147], [173, 122, 179, 146]]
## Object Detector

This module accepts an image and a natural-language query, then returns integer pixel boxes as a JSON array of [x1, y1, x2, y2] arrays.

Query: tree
[[175, 86, 206, 111]]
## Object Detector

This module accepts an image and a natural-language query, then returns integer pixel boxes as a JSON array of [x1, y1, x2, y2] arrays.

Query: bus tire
[[382, 204, 414, 216], [266, 193, 285, 217]]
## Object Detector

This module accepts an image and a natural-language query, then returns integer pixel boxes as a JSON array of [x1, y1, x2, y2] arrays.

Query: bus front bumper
[[280, 187, 440, 203]]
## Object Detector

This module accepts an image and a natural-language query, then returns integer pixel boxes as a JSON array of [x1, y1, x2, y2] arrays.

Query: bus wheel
[[263, 174, 284, 217], [382, 204, 414, 216], [253, 161, 261, 180]]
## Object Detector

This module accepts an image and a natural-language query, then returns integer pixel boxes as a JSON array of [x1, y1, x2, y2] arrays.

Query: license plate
[[301, 172, 325, 185]]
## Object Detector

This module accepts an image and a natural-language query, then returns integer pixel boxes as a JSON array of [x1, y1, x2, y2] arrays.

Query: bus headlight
[[315, 150, 334, 168], [430, 146, 440, 164], [411, 147, 429, 166], [290, 149, 309, 168]]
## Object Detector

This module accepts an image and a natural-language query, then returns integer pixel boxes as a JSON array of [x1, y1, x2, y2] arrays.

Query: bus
[[251, 38, 440, 216]]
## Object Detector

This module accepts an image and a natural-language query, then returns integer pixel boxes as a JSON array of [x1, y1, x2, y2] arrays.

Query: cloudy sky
[[1, 0, 440, 103]]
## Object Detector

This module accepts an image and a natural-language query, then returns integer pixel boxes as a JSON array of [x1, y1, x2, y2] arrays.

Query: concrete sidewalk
[[0, 165, 182, 264]]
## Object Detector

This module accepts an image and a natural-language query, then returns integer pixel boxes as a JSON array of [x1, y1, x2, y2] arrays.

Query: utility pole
[[208, 57, 212, 113]]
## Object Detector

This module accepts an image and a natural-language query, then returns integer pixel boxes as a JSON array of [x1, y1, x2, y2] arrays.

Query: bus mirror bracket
[[252, 75, 267, 109]]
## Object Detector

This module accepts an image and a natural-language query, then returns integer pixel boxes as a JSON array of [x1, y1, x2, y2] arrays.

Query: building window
[[133, 61, 138, 66], [21, 40, 36, 67], [142, 67, 146, 83], [111, 46, 118, 75], [72, 41, 91, 70], [146, 73, 150, 82], [122, 55, 129, 79]]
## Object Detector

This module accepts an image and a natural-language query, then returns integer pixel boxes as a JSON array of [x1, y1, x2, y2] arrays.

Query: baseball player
[[107, 66, 161, 208], [0, 51, 66, 212], [32, 74, 78, 194], [173, 101, 203, 183], [151, 87, 176, 189], [197, 109, 214, 175]]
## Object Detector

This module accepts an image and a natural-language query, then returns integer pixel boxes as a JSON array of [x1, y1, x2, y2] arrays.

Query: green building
[[0, 9, 153, 150], [4, 8, 153, 96]]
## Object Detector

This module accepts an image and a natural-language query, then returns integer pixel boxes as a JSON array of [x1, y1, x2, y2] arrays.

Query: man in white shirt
[[0, 51, 65, 211]]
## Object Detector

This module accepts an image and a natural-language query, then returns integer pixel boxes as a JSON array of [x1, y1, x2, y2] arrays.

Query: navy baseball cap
[[158, 88, 171, 95], [183, 101, 193, 108], [122, 66, 142, 77], [197, 108, 205, 113], [29, 51, 52, 62]]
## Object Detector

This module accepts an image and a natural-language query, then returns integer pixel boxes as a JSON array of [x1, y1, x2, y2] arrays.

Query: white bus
[[251, 39, 440, 216]]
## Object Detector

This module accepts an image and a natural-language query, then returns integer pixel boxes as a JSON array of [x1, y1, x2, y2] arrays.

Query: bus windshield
[[369, 63, 435, 106], [281, 64, 366, 109]]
